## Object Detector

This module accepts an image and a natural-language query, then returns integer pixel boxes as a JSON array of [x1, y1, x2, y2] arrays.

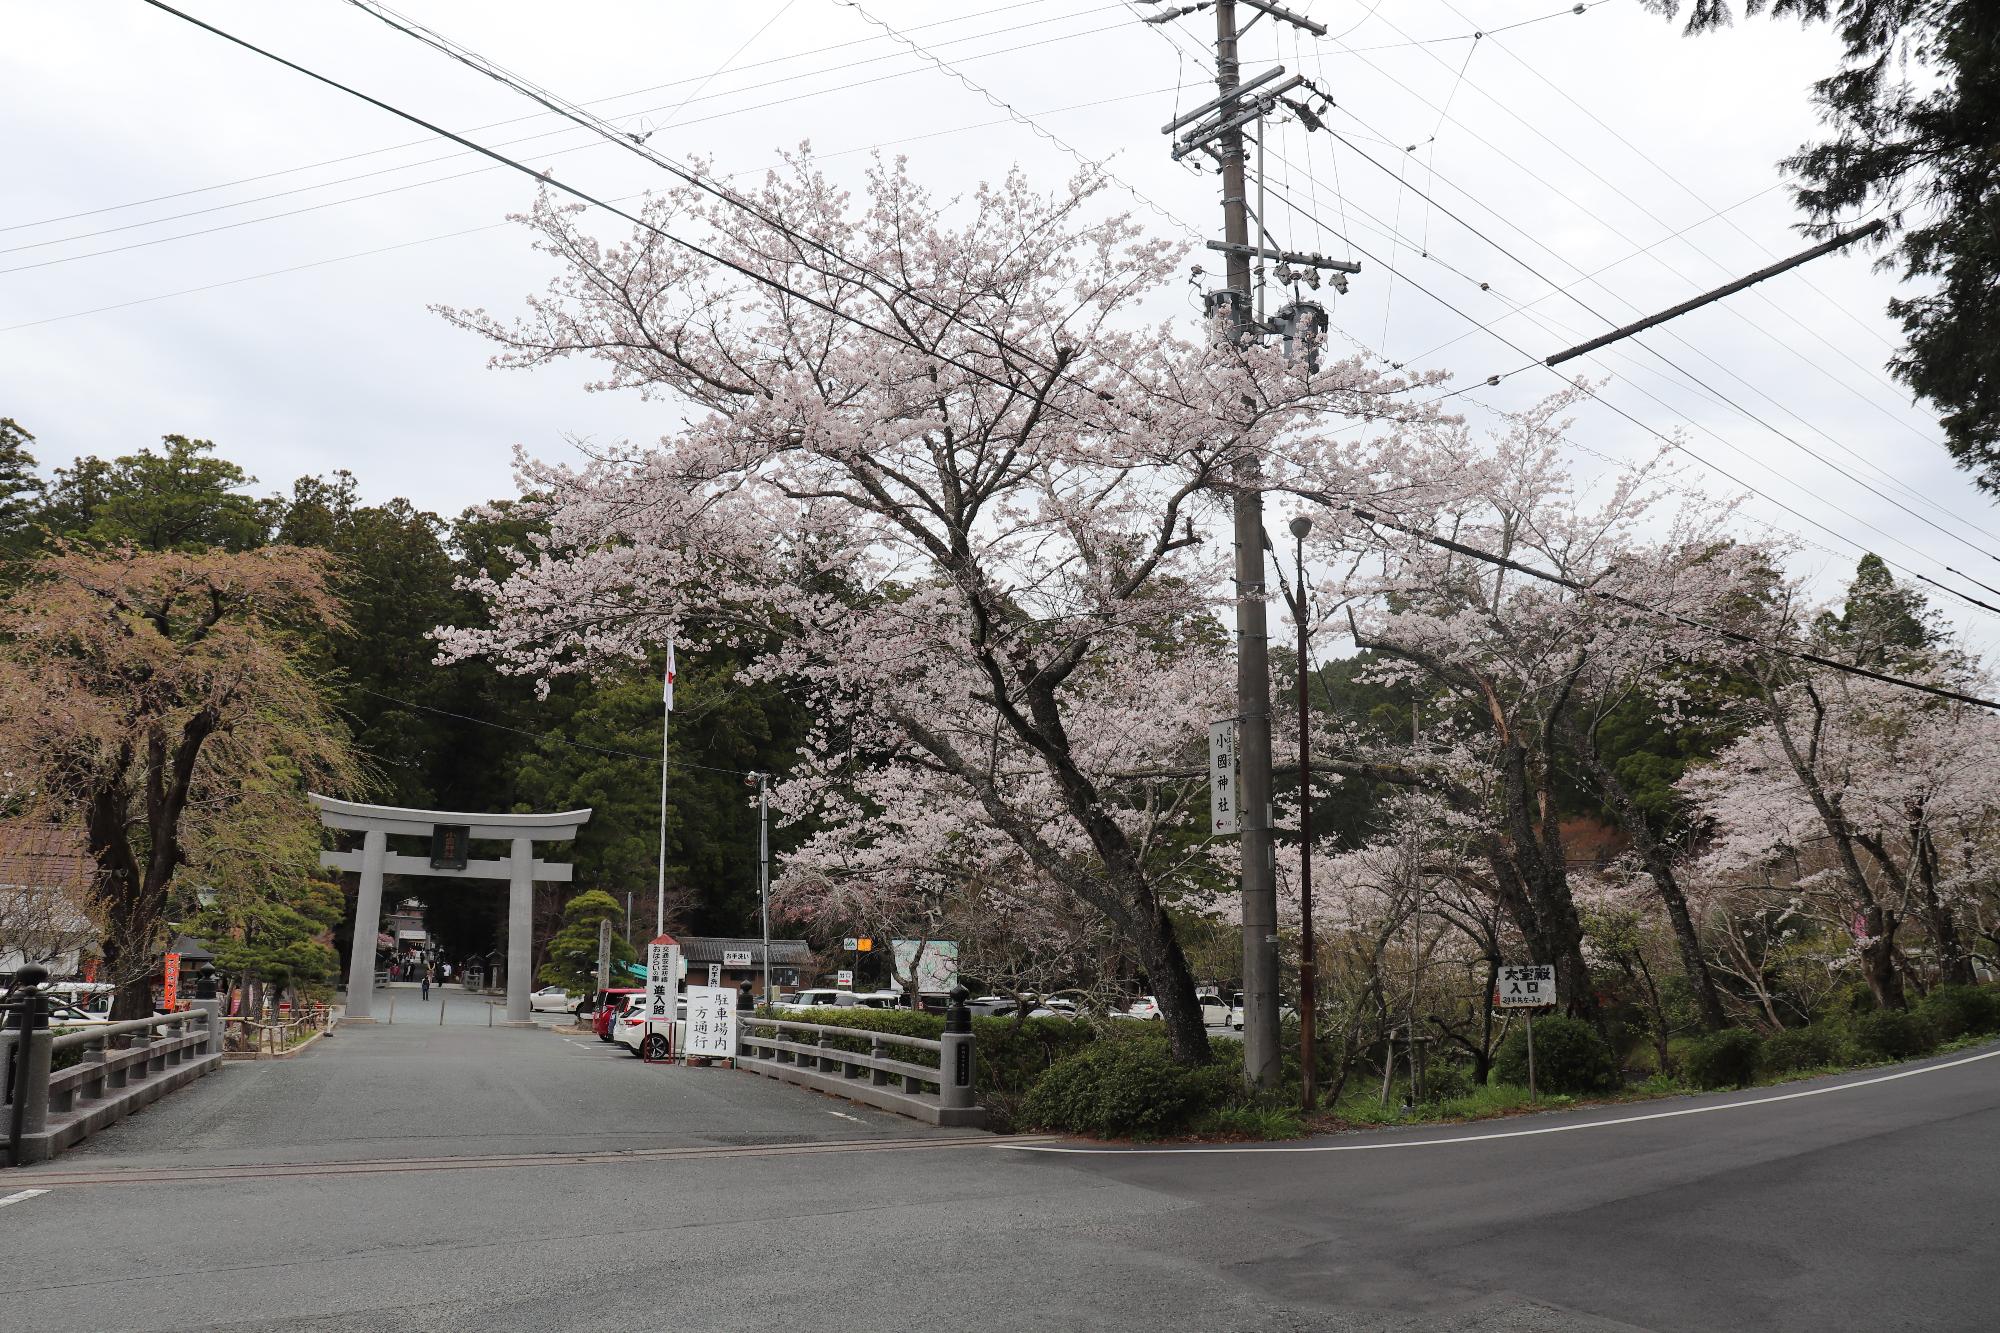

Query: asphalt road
[[4, 993, 1995, 1333]]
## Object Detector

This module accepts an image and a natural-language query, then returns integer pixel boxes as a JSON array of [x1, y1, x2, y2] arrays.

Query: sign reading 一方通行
[[646, 941, 682, 1023], [429, 824, 470, 871], [1209, 718, 1239, 836], [684, 985, 737, 1059], [1496, 964, 1556, 1008], [723, 949, 752, 967]]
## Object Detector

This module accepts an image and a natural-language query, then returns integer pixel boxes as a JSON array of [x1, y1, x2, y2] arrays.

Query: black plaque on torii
[[429, 824, 471, 871]]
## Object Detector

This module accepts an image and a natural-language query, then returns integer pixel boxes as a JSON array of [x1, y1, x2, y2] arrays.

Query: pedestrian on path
[[420, 968, 432, 1000]]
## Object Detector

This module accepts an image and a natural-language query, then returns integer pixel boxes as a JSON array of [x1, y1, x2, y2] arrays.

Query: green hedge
[[1917, 986, 2000, 1041], [1491, 1015, 1619, 1095], [1684, 1028, 1763, 1089], [1850, 1009, 1938, 1062], [1762, 1025, 1844, 1073], [1021, 1032, 1233, 1137]]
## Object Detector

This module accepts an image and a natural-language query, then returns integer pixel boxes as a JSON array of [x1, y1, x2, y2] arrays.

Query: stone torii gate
[[311, 794, 592, 1026]]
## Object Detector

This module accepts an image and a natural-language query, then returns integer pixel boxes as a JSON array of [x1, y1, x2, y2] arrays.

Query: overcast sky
[[5, 0, 1997, 660]]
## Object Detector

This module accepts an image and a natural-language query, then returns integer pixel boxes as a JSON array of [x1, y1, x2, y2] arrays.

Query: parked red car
[[591, 988, 645, 1042]]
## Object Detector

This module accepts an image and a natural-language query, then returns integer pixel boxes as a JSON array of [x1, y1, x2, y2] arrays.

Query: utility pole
[[1157, 0, 1343, 1091], [747, 771, 773, 1007], [1290, 515, 1317, 1110]]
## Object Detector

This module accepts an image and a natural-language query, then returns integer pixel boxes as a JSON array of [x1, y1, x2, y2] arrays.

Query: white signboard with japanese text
[[723, 949, 753, 967], [684, 985, 737, 1059], [1209, 718, 1239, 835], [836, 968, 854, 988], [1497, 965, 1556, 1009], [645, 942, 682, 1022]]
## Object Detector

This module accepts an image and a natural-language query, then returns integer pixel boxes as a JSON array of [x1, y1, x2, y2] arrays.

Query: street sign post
[[1208, 718, 1239, 835], [645, 937, 681, 1060], [684, 985, 737, 1059], [1496, 964, 1557, 1100]]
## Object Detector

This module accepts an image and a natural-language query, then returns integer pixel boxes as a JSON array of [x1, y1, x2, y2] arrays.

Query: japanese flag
[[664, 637, 677, 711]]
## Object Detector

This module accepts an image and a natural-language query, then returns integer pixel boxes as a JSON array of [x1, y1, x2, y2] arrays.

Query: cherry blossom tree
[[431, 157, 1451, 1061], [1294, 391, 1772, 1023], [0, 546, 359, 1018]]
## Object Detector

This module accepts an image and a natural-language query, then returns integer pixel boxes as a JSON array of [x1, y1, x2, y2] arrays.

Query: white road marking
[[827, 1110, 864, 1123], [1012, 1045, 2000, 1156], [0, 1189, 49, 1209]]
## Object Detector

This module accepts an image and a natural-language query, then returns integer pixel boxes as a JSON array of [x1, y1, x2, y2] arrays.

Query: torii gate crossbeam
[[310, 794, 592, 1025]]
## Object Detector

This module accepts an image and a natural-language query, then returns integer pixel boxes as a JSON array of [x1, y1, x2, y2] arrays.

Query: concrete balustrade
[[4, 1006, 224, 1167], [736, 1013, 984, 1128]]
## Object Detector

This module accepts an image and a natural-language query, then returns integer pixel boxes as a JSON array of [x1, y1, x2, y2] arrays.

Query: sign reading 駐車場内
[[1496, 964, 1556, 1009], [684, 985, 737, 1059]]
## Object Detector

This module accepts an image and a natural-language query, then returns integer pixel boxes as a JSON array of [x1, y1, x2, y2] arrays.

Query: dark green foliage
[[1655, 1, 2000, 492], [1917, 985, 2000, 1040], [1850, 1009, 1939, 1062], [0, 417, 41, 557], [1419, 1060, 1476, 1103], [1684, 1028, 1764, 1089], [1762, 1025, 1846, 1073], [45, 435, 273, 552], [1021, 1032, 1233, 1137], [1491, 1015, 1620, 1095], [538, 890, 636, 992]]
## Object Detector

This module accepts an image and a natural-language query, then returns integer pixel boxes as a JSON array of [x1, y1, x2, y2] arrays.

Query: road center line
[[0, 1189, 50, 1208], [1011, 1045, 2000, 1155]]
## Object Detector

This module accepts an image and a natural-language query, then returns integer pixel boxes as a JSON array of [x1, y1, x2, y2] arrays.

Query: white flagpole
[[656, 638, 674, 939]]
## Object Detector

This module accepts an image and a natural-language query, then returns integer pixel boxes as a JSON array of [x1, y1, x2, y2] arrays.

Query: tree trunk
[[1578, 745, 1729, 1032]]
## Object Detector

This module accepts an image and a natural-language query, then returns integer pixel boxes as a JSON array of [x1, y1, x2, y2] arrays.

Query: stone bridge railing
[[4, 967, 225, 1167], [736, 1008, 983, 1128]]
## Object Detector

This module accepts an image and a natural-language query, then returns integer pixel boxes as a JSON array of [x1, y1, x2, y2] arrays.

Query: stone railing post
[[939, 987, 976, 1112], [870, 1036, 891, 1087], [76, 1037, 108, 1104], [5, 964, 55, 1163], [190, 998, 224, 1056]]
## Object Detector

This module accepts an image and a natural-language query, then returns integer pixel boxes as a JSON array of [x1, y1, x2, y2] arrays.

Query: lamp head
[[1288, 515, 1313, 540]]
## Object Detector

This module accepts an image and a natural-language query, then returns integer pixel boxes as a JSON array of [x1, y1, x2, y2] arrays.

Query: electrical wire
[[3, 0, 1112, 235]]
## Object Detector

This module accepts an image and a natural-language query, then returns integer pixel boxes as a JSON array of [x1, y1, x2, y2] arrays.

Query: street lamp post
[[746, 771, 773, 1008], [1289, 515, 1318, 1111]]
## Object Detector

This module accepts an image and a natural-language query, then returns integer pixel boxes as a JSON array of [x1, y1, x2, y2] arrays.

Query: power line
[[352, 687, 756, 776], [134, 0, 1075, 418], [8, 8, 1148, 276], [0, 87, 1174, 335], [3, 0, 1110, 236]]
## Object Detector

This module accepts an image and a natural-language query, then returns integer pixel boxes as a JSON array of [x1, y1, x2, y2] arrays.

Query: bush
[[1419, 1060, 1475, 1103], [1491, 1015, 1619, 1095], [1684, 1028, 1764, 1089], [1917, 986, 2000, 1041], [1850, 1008, 1938, 1062], [1021, 1033, 1233, 1137], [1762, 1025, 1845, 1074]]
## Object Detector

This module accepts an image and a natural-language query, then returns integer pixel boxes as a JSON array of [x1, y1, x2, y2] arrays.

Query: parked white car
[[1123, 994, 1233, 1026], [778, 988, 860, 1010], [613, 999, 686, 1059], [528, 986, 572, 1014]]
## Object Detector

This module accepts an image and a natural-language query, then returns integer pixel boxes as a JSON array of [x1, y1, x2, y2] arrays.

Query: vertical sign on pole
[[162, 952, 182, 1013], [707, 963, 721, 989], [1208, 718, 1239, 835]]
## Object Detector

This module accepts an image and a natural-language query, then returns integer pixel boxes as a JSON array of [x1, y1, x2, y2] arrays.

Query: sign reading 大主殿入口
[[684, 985, 737, 1059], [1496, 964, 1556, 1008]]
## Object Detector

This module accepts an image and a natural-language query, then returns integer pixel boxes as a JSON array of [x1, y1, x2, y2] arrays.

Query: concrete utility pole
[[1217, 0, 1276, 1092], [1163, 0, 1337, 1091]]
